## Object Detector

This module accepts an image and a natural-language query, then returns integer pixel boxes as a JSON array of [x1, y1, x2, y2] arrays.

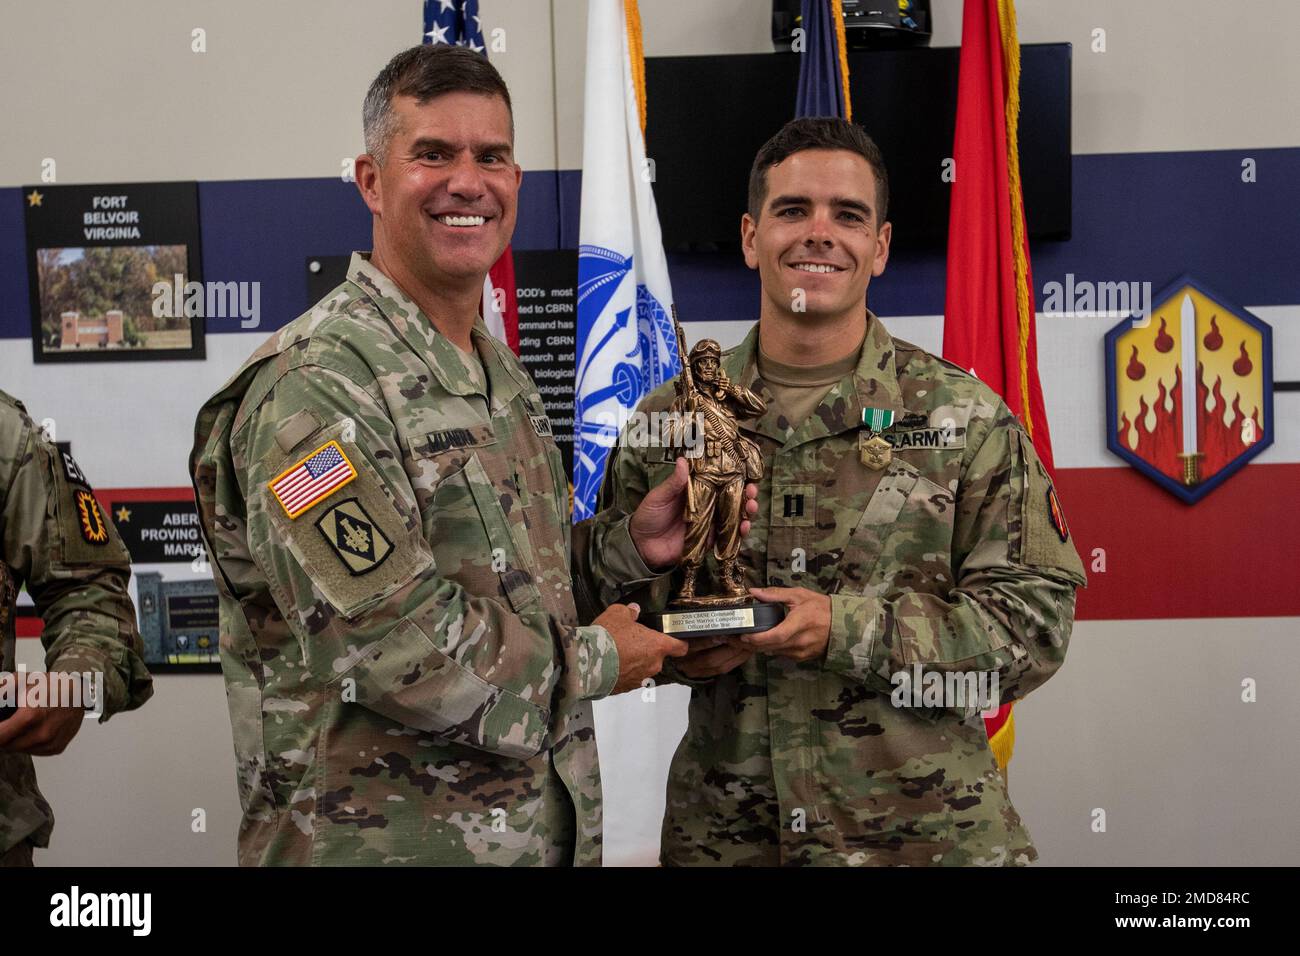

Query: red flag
[[942, 0, 1049, 768], [483, 243, 520, 354]]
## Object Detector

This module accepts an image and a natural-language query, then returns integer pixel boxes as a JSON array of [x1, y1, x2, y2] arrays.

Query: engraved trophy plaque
[[643, 313, 786, 639]]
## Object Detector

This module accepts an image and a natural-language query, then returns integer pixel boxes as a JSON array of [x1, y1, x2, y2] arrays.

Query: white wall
[[7, 0, 1297, 189]]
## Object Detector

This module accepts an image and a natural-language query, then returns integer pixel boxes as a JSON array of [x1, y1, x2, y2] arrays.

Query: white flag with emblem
[[573, 0, 679, 520]]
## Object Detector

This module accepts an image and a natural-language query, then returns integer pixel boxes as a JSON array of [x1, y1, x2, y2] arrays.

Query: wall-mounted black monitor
[[645, 43, 1071, 251]]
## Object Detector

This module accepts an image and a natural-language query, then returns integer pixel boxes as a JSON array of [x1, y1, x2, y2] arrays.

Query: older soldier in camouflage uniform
[[191, 45, 690, 866], [595, 118, 1086, 866], [0, 390, 153, 867]]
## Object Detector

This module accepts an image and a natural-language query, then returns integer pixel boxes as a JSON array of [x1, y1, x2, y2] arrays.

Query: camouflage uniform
[[595, 316, 1087, 866], [190, 253, 657, 866], [0, 390, 153, 860]]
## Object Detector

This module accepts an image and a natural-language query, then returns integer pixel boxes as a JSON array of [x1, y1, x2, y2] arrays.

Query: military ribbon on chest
[[860, 407, 895, 470]]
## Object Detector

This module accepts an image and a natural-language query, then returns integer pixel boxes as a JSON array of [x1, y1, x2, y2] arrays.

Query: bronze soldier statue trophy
[[644, 313, 785, 639]]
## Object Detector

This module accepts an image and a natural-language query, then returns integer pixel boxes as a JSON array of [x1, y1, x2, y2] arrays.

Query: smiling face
[[358, 91, 521, 294], [741, 148, 891, 325]]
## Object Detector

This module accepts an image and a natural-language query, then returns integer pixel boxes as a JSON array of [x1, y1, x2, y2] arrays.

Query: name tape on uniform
[[884, 426, 966, 450], [529, 414, 553, 438]]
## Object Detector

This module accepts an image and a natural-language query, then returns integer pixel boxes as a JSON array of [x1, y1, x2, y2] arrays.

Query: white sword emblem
[[1177, 293, 1201, 484]]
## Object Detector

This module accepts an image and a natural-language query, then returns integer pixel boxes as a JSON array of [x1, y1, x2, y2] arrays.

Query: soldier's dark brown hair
[[747, 117, 889, 225], [363, 44, 514, 164]]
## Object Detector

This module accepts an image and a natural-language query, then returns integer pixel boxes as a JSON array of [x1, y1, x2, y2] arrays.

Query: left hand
[[630, 458, 758, 571], [0, 672, 87, 755], [676, 636, 755, 679], [739, 586, 832, 662]]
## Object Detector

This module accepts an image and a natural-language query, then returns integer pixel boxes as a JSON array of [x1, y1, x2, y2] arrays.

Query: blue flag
[[795, 0, 849, 118]]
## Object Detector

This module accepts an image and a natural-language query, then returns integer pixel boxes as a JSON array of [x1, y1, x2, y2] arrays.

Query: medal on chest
[[859, 408, 895, 470]]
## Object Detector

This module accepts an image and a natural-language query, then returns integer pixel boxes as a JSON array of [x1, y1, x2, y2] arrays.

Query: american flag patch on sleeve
[[268, 440, 358, 519]]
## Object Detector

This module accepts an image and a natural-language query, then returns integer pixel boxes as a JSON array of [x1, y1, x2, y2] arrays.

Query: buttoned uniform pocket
[[879, 469, 959, 598], [836, 457, 957, 600], [420, 452, 542, 614]]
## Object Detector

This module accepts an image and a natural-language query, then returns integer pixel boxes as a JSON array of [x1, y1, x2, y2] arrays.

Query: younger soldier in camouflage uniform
[[191, 45, 687, 866], [0, 391, 154, 866], [595, 118, 1086, 865]]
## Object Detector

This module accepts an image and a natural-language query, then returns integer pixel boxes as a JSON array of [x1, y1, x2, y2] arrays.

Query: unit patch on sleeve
[[75, 489, 109, 545], [268, 440, 357, 519], [1046, 485, 1070, 542], [315, 497, 392, 575]]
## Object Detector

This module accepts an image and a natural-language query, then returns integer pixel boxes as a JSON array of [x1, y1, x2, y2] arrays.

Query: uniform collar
[[470, 323, 527, 413], [724, 335, 786, 444], [347, 251, 524, 409], [727, 311, 909, 448]]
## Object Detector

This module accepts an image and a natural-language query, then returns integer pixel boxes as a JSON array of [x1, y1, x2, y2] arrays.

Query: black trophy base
[[644, 600, 786, 639]]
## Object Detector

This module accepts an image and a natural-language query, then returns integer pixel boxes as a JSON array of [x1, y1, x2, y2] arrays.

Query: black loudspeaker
[[774, 0, 932, 52]]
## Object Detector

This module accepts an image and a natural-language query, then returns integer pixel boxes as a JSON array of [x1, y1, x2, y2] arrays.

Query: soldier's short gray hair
[[362, 44, 514, 165]]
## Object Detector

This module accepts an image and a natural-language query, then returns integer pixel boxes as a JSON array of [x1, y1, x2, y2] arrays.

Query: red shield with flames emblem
[[1105, 275, 1274, 504]]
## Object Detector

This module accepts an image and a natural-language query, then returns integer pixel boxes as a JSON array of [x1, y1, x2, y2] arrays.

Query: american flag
[[424, 0, 484, 51], [269, 441, 356, 518]]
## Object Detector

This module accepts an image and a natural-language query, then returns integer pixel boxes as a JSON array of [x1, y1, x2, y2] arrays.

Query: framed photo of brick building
[[23, 181, 204, 363]]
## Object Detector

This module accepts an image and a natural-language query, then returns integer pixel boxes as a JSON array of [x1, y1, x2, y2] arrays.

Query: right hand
[[0, 672, 87, 756], [676, 635, 754, 679], [597, 603, 688, 695]]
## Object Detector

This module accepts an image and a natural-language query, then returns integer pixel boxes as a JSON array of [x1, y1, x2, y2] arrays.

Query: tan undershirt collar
[[757, 333, 865, 386]]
